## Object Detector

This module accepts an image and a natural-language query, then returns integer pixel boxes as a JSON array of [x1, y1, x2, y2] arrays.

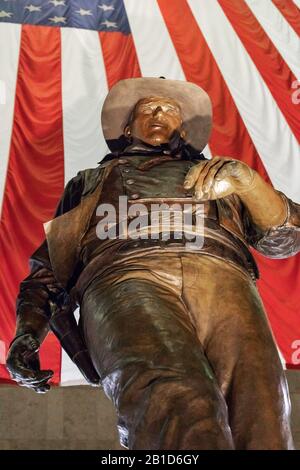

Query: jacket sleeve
[[243, 191, 300, 259], [16, 174, 84, 320]]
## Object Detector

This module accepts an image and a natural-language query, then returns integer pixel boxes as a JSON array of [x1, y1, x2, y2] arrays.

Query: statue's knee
[[124, 367, 223, 414]]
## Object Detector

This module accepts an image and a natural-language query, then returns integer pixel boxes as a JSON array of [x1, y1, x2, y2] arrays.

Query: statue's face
[[125, 96, 184, 146]]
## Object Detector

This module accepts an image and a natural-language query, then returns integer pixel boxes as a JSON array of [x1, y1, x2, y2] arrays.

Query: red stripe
[[255, 251, 300, 368], [99, 32, 141, 89], [157, 0, 300, 368], [219, 0, 300, 143], [0, 25, 64, 384], [272, 0, 300, 36]]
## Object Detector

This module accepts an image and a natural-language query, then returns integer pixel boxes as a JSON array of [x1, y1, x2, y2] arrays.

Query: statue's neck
[[123, 139, 172, 155]]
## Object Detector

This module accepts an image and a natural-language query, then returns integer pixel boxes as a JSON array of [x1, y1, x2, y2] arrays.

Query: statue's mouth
[[149, 122, 166, 129]]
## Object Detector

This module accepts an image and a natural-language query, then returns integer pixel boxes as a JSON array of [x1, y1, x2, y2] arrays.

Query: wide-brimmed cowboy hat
[[101, 77, 212, 152]]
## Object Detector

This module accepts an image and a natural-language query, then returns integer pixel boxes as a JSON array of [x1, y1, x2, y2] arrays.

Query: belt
[[75, 224, 258, 303]]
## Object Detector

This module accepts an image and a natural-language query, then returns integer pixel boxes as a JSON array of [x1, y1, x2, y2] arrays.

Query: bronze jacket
[[16, 152, 300, 323]]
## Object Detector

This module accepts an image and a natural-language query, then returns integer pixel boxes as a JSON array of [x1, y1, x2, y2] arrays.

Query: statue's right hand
[[6, 333, 54, 394]]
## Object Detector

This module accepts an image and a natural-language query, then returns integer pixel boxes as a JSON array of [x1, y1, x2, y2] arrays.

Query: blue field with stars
[[0, 0, 131, 34]]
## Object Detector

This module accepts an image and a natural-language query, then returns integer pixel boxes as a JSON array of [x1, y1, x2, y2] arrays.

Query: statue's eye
[[140, 106, 153, 114]]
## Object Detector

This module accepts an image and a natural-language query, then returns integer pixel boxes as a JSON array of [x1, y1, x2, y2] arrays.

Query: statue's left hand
[[184, 156, 256, 200]]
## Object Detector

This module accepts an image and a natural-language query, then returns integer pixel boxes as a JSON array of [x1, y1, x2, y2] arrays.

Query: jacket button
[[126, 179, 135, 185], [123, 168, 130, 173], [130, 193, 140, 200]]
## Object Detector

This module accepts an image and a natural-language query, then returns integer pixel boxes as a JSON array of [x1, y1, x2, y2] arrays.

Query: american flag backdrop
[[0, 0, 299, 385]]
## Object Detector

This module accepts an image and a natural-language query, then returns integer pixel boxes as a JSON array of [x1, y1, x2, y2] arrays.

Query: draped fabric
[[0, 0, 299, 385]]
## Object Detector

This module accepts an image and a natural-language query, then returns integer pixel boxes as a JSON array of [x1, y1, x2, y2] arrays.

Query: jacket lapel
[[44, 160, 118, 286]]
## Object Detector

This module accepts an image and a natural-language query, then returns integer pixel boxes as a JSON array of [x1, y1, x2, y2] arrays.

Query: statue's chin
[[143, 136, 170, 147], [131, 135, 171, 148]]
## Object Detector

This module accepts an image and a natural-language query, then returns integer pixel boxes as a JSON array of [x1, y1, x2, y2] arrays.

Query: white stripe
[[0, 23, 21, 215], [202, 145, 213, 160], [0, 80, 6, 105], [61, 349, 87, 386], [61, 28, 109, 186], [188, 0, 300, 202], [245, 0, 300, 80], [277, 346, 287, 370], [124, 0, 185, 80], [293, 0, 300, 10]]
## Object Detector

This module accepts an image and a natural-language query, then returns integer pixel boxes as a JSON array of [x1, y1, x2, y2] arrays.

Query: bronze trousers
[[80, 251, 294, 450]]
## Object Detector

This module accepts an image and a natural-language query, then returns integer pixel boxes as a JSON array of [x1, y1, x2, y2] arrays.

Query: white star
[[49, 16, 67, 23], [25, 5, 42, 13], [98, 4, 115, 12], [76, 8, 93, 16], [101, 20, 117, 28], [49, 0, 65, 6], [0, 10, 13, 18]]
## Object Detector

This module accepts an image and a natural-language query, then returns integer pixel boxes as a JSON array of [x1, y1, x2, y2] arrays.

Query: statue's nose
[[153, 106, 163, 116]]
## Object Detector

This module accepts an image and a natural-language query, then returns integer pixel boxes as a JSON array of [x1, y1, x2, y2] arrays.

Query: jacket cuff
[[253, 191, 300, 258], [276, 191, 300, 229]]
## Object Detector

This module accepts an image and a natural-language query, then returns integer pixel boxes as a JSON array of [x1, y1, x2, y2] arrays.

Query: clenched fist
[[184, 156, 256, 200], [6, 333, 54, 394]]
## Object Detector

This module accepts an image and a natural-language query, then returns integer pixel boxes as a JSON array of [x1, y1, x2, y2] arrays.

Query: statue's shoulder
[[77, 158, 115, 198], [77, 166, 101, 181]]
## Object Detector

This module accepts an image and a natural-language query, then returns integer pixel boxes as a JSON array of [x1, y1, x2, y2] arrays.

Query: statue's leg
[[80, 254, 234, 450], [181, 253, 294, 450]]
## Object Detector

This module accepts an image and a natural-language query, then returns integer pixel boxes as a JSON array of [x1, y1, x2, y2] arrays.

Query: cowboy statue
[[6, 78, 300, 450]]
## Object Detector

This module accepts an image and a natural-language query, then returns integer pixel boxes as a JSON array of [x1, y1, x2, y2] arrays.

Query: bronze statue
[[6, 78, 300, 450]]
